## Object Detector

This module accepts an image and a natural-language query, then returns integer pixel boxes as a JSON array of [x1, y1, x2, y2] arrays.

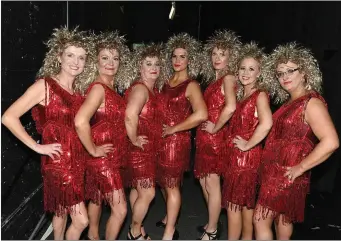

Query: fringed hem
[[224, 201, 255, 212], [222, 170, 258, 210], [254, 204, 299, 225], [194, 171, 222, 179], [43, 169, 85, 217], [128, 177, 156, 189], [85, 168, 124, 206], [156, 175, 183, 189]]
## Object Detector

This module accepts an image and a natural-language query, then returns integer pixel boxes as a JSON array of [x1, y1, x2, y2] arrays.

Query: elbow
[[226, 105, 236, 116], [1, 113, 11, 127], [198, 109, 208, 123], [265, 119, 273, 132], [74, 116, 86, 131], [331, 137, 340, 152]]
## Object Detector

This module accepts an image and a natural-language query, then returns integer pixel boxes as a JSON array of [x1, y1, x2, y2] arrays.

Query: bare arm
[[206, 75, 237, 134], [1, 79, 62, 159], [163, 81, 208, 137], [125, 85, 149, 149], [233, 92, 273, 151], [285, 98, 339, 181], [75, 84, 113, 157]]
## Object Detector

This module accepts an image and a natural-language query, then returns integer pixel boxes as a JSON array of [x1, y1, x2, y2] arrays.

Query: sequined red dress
[[256, 92, 325, 223], [157, 79, 194, 188], [31, 77, 85, 216], [222, 90, 265, 210], [124, 81, 161, 188], [85, 82, 127, 205], [194, 77, 227, 178]]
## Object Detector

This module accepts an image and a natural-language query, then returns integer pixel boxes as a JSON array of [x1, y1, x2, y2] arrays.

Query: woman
[[194, 30, 241, 240], [156, 33, 208, 240], [254, 43, 339, 240], [2, 27, 94, 240], [74, 31, 130, 240], [124, 43, 165, 240], [221, 42, 273, 240]]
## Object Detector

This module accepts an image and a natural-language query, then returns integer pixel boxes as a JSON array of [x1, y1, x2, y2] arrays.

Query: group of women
[[2, 26, 339, 240]]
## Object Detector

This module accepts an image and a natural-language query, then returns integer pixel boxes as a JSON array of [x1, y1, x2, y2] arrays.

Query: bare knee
[[204, 175, 220, 193], [140, 187, 155, 202], [112, 202, 127, 221], [73, 215, 89, 230]]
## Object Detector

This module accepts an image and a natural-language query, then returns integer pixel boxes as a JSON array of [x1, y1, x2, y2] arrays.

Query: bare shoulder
[[188, 80, 201, 89], [131, 83, 149, 95], [306, 97, 327, 114], [223, 74, 237, 83]]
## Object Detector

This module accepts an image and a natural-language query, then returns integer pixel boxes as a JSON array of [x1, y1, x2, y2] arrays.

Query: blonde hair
[[236, 42, 273, 100], [163, 33, 202, 84], [77, 31, 131, 94], [201, 30, 242, 84], [262, 42, 323, 104], [36, 26, 95, 94], [126, 43, 165, 91]]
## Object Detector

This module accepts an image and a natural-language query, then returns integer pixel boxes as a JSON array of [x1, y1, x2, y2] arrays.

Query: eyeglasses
[[275, 68, 300, 79]]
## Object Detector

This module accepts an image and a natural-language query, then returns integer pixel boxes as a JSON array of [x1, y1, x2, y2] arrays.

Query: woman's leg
[[65, 202, 89, 240]]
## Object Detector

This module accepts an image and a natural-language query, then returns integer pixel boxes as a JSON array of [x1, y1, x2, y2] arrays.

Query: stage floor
[[43, 173, 341, 240]]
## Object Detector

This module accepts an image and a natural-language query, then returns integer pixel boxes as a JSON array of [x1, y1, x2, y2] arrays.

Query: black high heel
[[196, 224, 206, 233], [172, 229, 179, 240], [155, 220, 166, 228], [197, 229, 218, 240], [127, 225, 143, 240], [141, 223, 151, 240]]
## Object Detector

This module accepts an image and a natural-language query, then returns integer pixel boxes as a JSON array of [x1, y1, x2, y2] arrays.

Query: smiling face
[[97, 48, 120, 76], [211, 47, 229, 71], [238, 57, 260, 87], [276, 61, 305, 93], [171, 48, 189, 72], [58, 45, 87, 77], [140, 56, 160, 82]]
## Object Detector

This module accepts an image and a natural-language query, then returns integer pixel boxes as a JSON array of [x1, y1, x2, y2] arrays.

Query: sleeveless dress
[[194, 77, 227, 178], [222, 90, 265, 210], [85, 82, 127, 205], [255, 91, 326, 224], [124, 81, 161, 188], [157, 79, 195, 188], [31, 77, 85, 216]]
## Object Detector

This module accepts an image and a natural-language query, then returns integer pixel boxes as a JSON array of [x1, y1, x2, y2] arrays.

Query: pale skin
[[253, 61, 339, 240], [125, 56, 161, 240], [2, 45, 89, 240], [75, 48, 127, 240], [198, 47, 237, 240], [160, 48, 208, 240], [227, 57, 273, 240]]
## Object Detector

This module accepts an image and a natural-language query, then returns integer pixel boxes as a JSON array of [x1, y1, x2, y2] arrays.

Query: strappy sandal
[[197, 229, 218, 240], [127, 225, 143, 240], [141, 223, 151, 240]]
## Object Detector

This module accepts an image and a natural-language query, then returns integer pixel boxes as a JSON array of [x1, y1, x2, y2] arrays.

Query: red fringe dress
[[222, 90, 265, 210], [31, 77, 86, 216], [157, 79, 194, 188], [85, 82, 127, 205], [124, 81, 161, 188], [255, 91, 326, 224], [194, 77, 227, 178]]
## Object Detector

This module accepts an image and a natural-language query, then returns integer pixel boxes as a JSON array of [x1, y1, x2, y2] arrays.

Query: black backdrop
[[1, 1, 340, 239]]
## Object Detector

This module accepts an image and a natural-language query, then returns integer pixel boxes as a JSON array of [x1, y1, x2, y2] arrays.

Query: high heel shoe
[[197, 229, 218, 240], [196, 224, 206, 233], [155, 220, 166, 228], [141, 223, 151, 240], [172, 229, 179, 240], [127, 225, 143, 240]]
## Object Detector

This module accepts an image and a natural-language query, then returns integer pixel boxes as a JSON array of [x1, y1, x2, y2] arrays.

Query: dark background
[[1, 1, 341, 239]]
